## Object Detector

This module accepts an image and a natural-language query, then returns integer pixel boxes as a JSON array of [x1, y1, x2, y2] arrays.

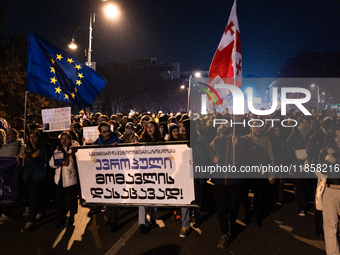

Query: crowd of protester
[[0, 107, 340, 254]]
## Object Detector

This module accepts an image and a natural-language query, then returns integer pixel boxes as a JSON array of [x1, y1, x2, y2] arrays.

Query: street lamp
[[194, 72, 201, 78], [104, 3, 119, 19], [69, 2, 120, 70], [87, 3, 120, 69], [68, 38, 77, 49]]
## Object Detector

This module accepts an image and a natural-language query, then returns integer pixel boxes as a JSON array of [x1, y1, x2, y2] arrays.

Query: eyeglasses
[[101, 129, 111, 134]]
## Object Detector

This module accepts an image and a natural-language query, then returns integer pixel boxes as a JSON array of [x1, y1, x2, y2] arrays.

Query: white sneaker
[[24, 221, 35, 230], [0, 214, 12, 224], [101, 206, 108, 213], [298, 210, 306, 217], [179, 227, 189, 238], [23, 207, 29, 216], [36, 213, 44, 220]]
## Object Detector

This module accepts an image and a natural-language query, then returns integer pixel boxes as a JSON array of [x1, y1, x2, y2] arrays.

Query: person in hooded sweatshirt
[[167, 123, 180, 141], [120, 122, 139, 144]]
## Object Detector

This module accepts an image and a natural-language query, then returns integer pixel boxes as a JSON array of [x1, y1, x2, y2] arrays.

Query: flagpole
[[22, 91, 28, 167], [23, 91, 28, 145], [187, 75, 192, 114], [232, 0, 237, 166]]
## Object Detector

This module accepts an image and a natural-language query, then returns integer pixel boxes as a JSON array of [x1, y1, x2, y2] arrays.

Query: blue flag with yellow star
[[26, 30, 107, 107]]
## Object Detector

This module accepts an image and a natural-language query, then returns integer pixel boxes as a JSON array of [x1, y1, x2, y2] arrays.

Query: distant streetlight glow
[[68, 38, 77, 49], [181, 85, 185, 89], [104, 4, 119, 19], [311, 84, 320, 110], [195, 72, 201, 78]]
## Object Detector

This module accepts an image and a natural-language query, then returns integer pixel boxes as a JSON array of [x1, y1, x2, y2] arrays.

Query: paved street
[[1, 182, 326, 255]]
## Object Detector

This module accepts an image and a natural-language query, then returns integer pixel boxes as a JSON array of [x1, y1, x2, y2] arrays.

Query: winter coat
[[286, 127, 313, 165], [49, 141, 79, 188], [23, 144, 47, 182], [0, 139, 24, 157], [93, 133, 121, 145]]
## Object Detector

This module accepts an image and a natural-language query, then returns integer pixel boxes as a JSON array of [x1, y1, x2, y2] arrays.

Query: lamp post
[[87, 12, 94, 69], [69, 2, 120, 70]]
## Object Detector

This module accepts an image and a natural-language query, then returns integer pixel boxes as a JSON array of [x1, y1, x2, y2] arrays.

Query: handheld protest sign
[[73, 142, 197, 208], [42, 107, 71, 132]]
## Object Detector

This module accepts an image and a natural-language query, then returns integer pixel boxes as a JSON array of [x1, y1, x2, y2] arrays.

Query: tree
[[0, 35, 55, 120]]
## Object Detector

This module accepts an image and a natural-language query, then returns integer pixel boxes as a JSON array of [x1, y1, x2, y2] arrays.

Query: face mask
[[159, 128, 164, 134], [126, 129, 132, 134]]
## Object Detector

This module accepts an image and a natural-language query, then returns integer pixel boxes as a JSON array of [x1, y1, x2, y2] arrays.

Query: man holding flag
[[208, 0, 242, 250]]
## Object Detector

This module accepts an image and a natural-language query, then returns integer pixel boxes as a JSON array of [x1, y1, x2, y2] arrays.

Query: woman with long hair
[[137, 120, 162, 234], [139, 120, 163, 142], [22, 130, 47, 230], [49, 132, 79, 228]]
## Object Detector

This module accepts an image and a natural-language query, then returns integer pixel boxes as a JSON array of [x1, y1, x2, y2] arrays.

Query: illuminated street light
[[69, 2, 120, 69], [87, 3, 120, 69], [104, 3, 120, 19], [194, 72, 201, 78], [180, 85, 185, 89], [68, 38, 77, 49]]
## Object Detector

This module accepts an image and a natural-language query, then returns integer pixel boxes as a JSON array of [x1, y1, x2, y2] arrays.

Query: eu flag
[[26, 30, 107, 107]]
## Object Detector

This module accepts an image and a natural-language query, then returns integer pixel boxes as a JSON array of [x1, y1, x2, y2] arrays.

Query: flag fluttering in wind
[[26, 31, 107, 107], [208, 0, 241, 107]]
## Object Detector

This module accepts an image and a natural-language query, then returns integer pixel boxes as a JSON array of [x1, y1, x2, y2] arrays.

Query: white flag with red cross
[[208, 0, 241, 108]]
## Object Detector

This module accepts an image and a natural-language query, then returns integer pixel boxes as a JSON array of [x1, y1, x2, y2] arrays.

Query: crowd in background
[[0, 107, 340, 253]]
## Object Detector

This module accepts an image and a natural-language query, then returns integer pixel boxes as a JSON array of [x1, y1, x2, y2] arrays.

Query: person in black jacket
[[286, 115, 314, 216], [209, 125, 241, 249]]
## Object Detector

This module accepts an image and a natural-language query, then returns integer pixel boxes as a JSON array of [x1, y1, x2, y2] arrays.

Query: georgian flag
[[208, 0, 241, 107]]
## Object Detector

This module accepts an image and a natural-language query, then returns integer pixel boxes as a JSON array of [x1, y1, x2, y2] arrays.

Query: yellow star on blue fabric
[[71, 93, 75, 99], [50, 67, 55, 73], [78, 73, 84, 79], [76, 80, 82, 86], [67, 58, 74, 64], [55, 87, 61, 94], [50, 77, 57, 84], [64, 94, 69, 100], [56, 54, 63, 60], [50, 59, 55, 65], [75, 64, 82, 70]]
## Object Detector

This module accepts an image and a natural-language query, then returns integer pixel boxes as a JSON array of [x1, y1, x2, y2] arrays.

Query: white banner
[[75, 144, 195, 206], [42, 107, 71, 132]]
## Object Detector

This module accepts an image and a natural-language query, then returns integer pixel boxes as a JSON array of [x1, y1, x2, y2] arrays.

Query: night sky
[[3, 0, 340, 78]]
